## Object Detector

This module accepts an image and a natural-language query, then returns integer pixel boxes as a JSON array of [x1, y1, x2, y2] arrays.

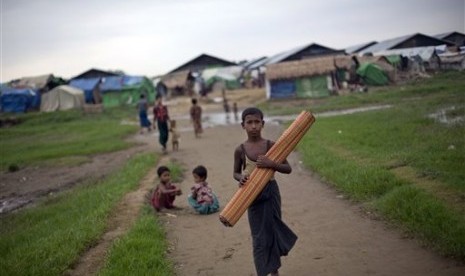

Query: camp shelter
[[71, 68, 120, 80], [265, 55, 349, 99], [69, 78, 102, 104], [374, 45, 441, 71], [160, 70, 190, 96], [201, 66, 242, 91], [359, 33, 454, 56], [264, 43, 345, 67], [434, 31, 465, 47], [356, 63, 389, 86], [438, 52, 465, 70], [168, 53, 237, 74], [8, 74, 65, 108], [99, 75, 155, 107], [0, 88, 39, 113], [40, 85, 85, 112]]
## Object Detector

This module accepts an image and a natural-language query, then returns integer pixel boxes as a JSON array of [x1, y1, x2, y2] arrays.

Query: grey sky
[[1, 0, 464, 82]]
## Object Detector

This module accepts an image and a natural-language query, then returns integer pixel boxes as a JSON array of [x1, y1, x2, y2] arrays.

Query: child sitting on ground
[[187, 165, 220, 215], [169, 119, 180, 151], [151, 166, 182, 212]]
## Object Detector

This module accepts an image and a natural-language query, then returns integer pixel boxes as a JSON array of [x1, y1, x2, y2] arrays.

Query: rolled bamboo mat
[[219, 111, 315, 227]]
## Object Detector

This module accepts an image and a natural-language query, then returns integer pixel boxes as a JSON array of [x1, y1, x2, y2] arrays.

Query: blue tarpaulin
[[0, 88, 39, 113], [100, 76, 124, 92], [100, 76, 145, 92], [69, 78, 101, 103], [269, 80, 296, 99]]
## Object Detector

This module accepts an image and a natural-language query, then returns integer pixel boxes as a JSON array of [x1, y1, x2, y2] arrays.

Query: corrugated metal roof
[[243, 56, 267, 69], [359, 33, 454, 55], [248, 44, 319, 70], [345, 41, 377, 54], [359, 33, 416, 55], [434, 32, 455, 39], [264, 44, 310, 65]]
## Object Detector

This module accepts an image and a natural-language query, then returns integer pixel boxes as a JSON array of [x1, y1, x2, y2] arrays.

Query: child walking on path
[[153, 95, 170, 153], [151, 166, 182, 212], [169, 119, 180, 151], [190, 98, 203, 138], [188, 165, 220, 215], [233, 107, 297, 276], [137, 94, 151, 134]]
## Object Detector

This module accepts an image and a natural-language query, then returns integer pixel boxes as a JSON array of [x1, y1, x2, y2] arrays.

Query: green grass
[[376, 186, 465, 258], [0, 107, 138, 171], [98, 208, 173, 276], [99, 162, 183, 276], [0, 153, 156, 276], [293, 71, 465, 260]]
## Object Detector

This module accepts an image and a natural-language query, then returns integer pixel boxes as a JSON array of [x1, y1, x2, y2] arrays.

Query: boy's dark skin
[[234, 112, 291, 186], [233, 110, 292, 276]]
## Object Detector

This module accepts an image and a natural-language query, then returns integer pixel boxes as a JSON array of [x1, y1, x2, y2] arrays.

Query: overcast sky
[[1, 0, 464, 82]]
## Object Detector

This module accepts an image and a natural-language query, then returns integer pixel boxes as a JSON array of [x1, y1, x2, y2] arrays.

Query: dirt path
[[155, 123, 464, 276]]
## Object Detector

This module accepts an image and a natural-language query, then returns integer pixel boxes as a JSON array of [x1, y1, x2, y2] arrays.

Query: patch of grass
[[99, 160, 184, 275], [298, 136, 407, 201], [294, 71, 465, 260], [99, 206, 174, 276], [0, 107, 138, 171], [0, 153, 156, 276], [376, 185, 465, 259]]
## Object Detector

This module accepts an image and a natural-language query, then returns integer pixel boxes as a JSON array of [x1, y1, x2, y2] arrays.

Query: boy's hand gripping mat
[[219, 111, 315, 227]]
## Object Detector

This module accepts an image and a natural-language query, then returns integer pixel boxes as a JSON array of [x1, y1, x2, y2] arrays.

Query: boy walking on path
[[233, 107, 297, 276]]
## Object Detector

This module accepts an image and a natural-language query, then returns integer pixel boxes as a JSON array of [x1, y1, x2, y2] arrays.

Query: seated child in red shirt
[[151, 166, 182, 212]]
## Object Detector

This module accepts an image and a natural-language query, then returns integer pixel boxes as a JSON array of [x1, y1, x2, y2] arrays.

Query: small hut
[[265, 55, 350, 99]]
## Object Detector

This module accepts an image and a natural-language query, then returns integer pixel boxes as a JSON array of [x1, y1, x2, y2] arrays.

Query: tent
[[201, 66, 242, 91], [100, 76, 155, 107], [69, 78, 101, 103], [40, 85, 85, 112], [356, 63, 389, 86], [0, 88, 39, 113]]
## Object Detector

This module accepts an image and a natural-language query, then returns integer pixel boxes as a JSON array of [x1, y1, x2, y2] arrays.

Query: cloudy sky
[[1, 0, 464, 82]]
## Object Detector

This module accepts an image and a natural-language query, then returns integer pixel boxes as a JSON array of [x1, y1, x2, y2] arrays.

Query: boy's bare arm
[[233, 146, 243, 181], [233, 146, 248, 186], [256, 155, 292, 174]]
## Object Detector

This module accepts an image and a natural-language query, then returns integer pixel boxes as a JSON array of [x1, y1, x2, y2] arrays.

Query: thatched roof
[[266, 55, 348, 80], [266, 55, 395, 81], [160, 70, 190, 89]]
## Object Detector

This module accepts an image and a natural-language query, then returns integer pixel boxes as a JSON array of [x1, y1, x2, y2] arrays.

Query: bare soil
[[2, 88, 464, 275]]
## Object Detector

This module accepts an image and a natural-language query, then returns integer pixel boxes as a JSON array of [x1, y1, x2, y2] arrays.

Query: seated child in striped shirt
[[187, 165, 220, 215]]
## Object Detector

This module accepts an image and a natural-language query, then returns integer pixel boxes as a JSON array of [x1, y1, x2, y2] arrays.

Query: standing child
[[190, 98, 203, 138], [232, 102, 238, 121], [188, 165, 220, 215], [137, 94, 151, 134], [169, 119, 180, 151], [153, 95, 170, 153], [151, 166, 182, 212], [233, 107, 297, 276]]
